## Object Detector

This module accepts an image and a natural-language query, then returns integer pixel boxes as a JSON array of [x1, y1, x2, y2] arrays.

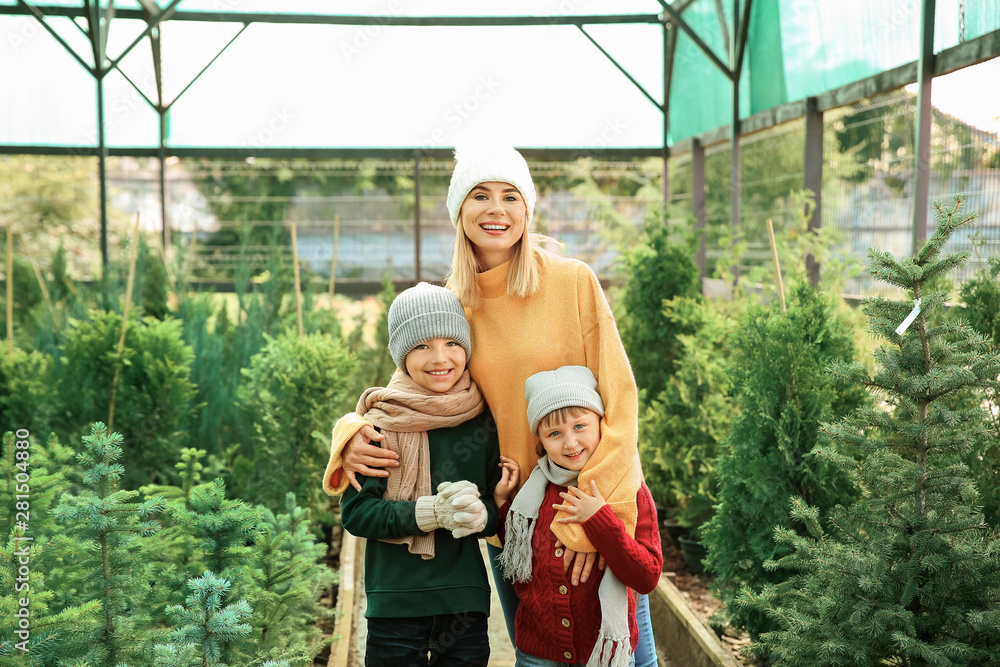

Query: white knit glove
[[414, 480, 488, 538], [438, 481, 488, 538]]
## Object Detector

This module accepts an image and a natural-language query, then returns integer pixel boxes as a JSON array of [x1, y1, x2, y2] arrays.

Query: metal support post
[[803, 97, 823, 286], [692, 139, 707, 280], [729, 1, 741, 282], [159, 110, 168, 253], [912, 0, 936, 253], [662, 20, 675, 209], [97, 74, 109, 272], [414, 154, 422, 283]]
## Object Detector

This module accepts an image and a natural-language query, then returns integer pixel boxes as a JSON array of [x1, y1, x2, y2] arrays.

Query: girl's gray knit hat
[[525, 365, 605, 434], [388, 282, 472, 373]]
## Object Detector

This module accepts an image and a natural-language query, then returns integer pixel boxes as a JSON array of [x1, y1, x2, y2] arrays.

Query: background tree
[[702, 283, 866, 639], [740, 198, 1000, 666], [233, 493, 335, 663], [0, 350, 55, 442], [234, 330, 355, 516], [133, 236, 172, 320], [343, 274, 397, 401], [53, 312, 196, 489], [616, 215, 701, 403], [955, 254, 1000, 525], [50, 423, 167, 666], [175, 480, 260, 577], [154, 571, 253, 667], [0, 432, 100, 662], [637, 295, 735, 531], [0, 155, 105, 280]]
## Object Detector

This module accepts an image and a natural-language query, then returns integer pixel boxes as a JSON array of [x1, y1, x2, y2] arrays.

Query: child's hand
[[494, 456, 520, 507], [554, 479, 606, 524]]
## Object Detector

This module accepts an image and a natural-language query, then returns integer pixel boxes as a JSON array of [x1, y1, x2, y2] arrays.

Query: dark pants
[[365, 612, 490, 667]]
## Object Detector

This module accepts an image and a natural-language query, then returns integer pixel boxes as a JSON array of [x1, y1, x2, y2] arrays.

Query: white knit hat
[[446, 144, 537, 228], [388, 282, 472, 373], [525, 366, 605, 435]]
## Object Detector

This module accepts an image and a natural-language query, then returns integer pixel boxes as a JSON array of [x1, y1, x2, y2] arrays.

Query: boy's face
[[537, 408, 602, 471], [404, 338, 467, 393]]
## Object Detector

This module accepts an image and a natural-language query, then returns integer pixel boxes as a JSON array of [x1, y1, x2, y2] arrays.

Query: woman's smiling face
[[459, 181, 527, 270]]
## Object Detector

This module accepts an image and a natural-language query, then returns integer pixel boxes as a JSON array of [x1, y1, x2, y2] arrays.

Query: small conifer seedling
[[50, 423, 167, 666]]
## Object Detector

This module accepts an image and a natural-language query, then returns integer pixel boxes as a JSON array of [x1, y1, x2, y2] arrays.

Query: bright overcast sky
[[906, 58, 1000, 135], [1, 2, 665, 149], [1, 1, 998, 149]]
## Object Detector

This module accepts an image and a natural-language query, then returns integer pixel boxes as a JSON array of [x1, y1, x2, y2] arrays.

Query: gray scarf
[[498, 456, 632, 667]]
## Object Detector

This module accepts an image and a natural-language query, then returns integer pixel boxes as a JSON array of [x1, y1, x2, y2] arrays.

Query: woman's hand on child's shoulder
[[554, 479, 606, 524], [494, 456, 520, 507], [342, 424, 397, 491]]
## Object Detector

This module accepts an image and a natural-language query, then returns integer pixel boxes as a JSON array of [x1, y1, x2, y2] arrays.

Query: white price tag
[[894, 298, 922, 336]]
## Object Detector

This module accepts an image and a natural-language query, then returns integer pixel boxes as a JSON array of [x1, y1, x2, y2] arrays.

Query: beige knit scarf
[[358, 370, 484, 559]]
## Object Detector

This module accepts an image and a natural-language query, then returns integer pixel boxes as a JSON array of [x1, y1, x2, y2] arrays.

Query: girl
[[494, 366, 662, 667]]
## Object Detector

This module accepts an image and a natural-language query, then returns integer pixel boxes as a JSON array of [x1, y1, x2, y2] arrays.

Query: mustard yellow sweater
[[324, 253, 641, 552]]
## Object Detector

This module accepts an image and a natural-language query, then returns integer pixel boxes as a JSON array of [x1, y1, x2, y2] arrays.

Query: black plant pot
[[662, 521, 690, 550], [677, 536, 707, 575]]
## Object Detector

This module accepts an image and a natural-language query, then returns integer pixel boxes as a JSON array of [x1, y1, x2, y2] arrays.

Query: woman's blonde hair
[[446, 222, 556, 307]]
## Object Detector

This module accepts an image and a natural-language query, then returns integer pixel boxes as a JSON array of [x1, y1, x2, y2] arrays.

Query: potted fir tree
[[740, 198, 1000, 665]]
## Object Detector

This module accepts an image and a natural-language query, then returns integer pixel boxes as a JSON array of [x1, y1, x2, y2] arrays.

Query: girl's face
[[537, 409, 602, 471], [404, 338, 467, 393], [459, 181, 527, 270]]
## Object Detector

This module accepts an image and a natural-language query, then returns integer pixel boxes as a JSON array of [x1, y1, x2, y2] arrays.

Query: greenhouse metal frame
[[2, 0, 999, 281]]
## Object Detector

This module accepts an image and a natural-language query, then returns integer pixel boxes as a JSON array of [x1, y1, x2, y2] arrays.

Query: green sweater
[[341, 411, 502, 618]]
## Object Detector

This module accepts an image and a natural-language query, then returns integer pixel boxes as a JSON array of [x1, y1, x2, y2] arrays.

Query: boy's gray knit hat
[[388, 282, 472, 373], [525, 365, 605, 435]]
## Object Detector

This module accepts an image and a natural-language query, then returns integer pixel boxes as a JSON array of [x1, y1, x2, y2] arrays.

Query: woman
[[323, 145, 657, 666]]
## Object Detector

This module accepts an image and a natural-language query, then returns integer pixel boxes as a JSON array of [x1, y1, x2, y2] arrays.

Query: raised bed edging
[[650, 575, 741, 667], [328, 531, 363, 667]]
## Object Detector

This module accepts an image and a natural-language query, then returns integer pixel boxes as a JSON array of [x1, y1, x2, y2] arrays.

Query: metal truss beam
[[578, 25, 662, 111], [0, 6, 660, 26], [0, 146, 663, 160], [656, 0, 733, 80]]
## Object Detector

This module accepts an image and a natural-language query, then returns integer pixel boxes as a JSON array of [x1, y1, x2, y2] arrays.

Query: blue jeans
[[633, 593, 658, 667], [489, 543, 658, 666], [486, 541, 520, 647], [515, 647, 636, 667], [365, 612, 490, 667]]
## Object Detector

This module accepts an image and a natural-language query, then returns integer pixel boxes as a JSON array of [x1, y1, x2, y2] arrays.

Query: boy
[[332, 282, 502, 667], [494, 365, 662, 667]]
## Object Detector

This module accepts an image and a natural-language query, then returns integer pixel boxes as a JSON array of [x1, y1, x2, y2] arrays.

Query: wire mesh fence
[[668, 88, 1000, 295], [4, 87, 998, 297]]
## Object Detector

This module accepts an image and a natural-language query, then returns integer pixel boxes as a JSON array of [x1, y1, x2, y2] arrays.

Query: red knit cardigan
[[498, 483, 662, 664]]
